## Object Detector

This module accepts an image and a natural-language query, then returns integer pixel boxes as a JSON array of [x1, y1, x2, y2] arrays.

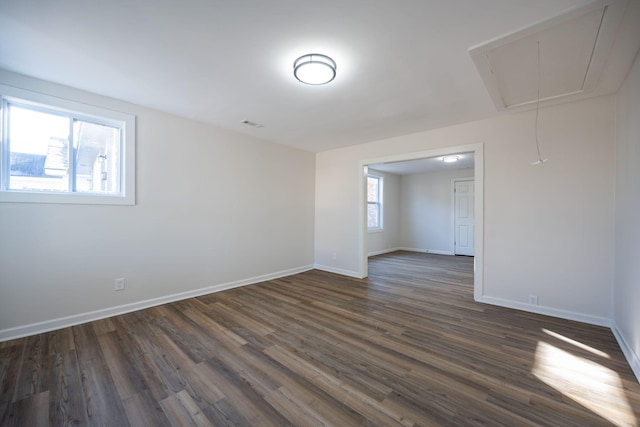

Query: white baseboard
[[398, 247, 427, 253], [397, 247, 454, 256], [612, 323, 640, 383], [0, 264, 314, 342], [368, 247, 402, 257], [427, 249, 455, 255], [475, 295, 612, 327], [313, 264, 363, 279]]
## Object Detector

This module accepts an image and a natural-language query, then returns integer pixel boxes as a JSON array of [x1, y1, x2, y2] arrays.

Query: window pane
[[368, 203, 379, 228], [1, 88, 134, 205], [73, 120, 120, 194], [8, 105, 70, 192], [367, 176, 378, 202]]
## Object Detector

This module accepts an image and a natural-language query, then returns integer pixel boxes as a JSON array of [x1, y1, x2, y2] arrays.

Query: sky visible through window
[[6, 103, 120, 194], [10, 106, 69, 155]]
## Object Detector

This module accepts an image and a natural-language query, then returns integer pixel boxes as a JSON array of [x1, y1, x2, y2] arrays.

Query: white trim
[[473, 146, 484, 301], [0, 84, 136, 205], [612, 323, 640, 383], [358, 143, 484, 299], [359, 165, 369, 277], [368, 247, 402, 257], [313, 264, 363, 279], [427, 249, 455, 256], [0, 264, 314, 342], [475, 295, 612, 327], [397, 247, 428, 253], [398, 248, 428, 254], [394, 247, 455, 255], [368, 248, 456, 259]]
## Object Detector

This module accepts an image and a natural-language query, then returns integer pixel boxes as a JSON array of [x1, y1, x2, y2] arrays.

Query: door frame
[[358, 142, 484, 301], [452, 177, 475, 255]]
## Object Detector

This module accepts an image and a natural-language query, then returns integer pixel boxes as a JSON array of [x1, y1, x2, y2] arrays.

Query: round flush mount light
[[293, 53, 336, 85], [442, 155, 460, 163]]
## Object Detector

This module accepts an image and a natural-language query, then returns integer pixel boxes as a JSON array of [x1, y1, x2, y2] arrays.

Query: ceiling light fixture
[[293, 53, 336, 85], [442, 155, 459, 163]]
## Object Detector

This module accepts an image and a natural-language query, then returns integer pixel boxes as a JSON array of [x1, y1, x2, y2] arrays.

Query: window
[[367, 175, 383, 230], [0, 85, 135, 205]]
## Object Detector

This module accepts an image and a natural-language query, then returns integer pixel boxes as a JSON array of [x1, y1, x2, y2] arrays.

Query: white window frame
[[0, 84, 135, 205], [367, 174, 383, 232]]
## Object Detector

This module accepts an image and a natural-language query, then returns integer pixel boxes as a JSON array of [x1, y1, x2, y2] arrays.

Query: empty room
[[1, 0, 639, 426]]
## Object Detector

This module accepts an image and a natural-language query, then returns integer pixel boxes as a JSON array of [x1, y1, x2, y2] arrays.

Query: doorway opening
[[358, 143, 484, 301]]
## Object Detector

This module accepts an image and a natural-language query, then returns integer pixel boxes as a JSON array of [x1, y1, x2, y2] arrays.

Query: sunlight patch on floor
[[533, 340, 637, 427], [542, 328, 610, 358]]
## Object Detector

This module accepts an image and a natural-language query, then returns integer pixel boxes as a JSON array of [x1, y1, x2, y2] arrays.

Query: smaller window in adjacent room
[[0, 85, 135, 205], [367, 174, 383, 231]]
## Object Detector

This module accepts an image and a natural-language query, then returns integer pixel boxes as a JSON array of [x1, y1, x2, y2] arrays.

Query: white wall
[[0, 70, 316, 338], [400, 169, 473, 254], [614, 52, 640, 380], [315, 94, 615, 322], [367, 169, 400, 256]]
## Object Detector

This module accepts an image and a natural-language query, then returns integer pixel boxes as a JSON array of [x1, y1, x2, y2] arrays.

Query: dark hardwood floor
[[1, 251, 639, 426]]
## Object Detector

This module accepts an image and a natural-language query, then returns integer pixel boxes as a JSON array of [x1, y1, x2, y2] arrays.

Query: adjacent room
[[1, 0, 639, 425], [366, 153, 476, 259]]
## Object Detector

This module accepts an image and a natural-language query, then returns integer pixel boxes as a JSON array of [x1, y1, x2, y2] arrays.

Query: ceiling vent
[[240, 119, 264, 128], [469, 0, 627, 110]]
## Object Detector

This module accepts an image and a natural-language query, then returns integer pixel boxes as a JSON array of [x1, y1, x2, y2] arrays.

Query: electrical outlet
[[114, 278, 125, 291], [332, 252, 337, 260], [528, 294, 538, 305]]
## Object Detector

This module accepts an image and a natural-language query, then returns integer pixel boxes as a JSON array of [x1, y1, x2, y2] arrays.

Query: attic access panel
[[469, 0, 627, 110]]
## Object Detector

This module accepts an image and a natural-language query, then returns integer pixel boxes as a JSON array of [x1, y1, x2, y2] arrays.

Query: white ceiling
[[1, 0, 638, 153]]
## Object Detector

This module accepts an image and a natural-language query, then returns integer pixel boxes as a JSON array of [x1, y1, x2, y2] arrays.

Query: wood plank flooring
[[1, 251, 639, 426]]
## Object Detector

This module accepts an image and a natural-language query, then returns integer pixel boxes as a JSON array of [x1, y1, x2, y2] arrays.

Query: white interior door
[[454, 180, 475, 256]]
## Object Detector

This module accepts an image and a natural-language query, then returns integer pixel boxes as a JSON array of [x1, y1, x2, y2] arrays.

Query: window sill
[[0, 190, 134, 206]]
